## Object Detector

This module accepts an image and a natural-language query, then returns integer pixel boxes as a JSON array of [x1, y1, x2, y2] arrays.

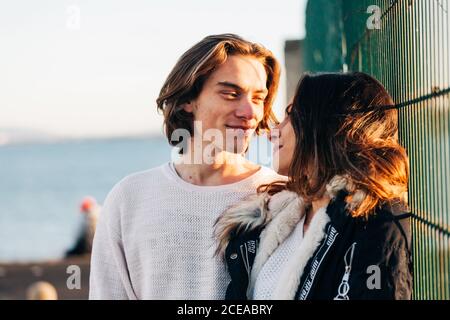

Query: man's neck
[[173, 150, 260, 186]]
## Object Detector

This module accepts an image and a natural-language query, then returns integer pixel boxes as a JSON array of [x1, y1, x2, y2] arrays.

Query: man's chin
[[220, 137, 246, 153], [221, 148, 245, 155], [225, 142, 249, 155]]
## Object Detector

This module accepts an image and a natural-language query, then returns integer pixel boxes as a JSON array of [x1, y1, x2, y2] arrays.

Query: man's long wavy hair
[[260, 72, 409, 218], [156, 34, 280, 153]]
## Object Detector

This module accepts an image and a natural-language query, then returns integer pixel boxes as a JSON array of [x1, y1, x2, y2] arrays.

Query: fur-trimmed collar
[[215, 175, 361, 256], [214, 174, 364, 299]]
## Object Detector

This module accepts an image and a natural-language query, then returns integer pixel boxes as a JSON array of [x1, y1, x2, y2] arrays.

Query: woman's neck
[[303, 195, 331, 234]]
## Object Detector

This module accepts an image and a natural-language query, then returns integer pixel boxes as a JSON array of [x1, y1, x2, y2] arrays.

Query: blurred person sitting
[[65, 196, 100, 257]]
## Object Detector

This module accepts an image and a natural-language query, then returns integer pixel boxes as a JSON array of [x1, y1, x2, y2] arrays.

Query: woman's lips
[[274, 145, 283, 152]]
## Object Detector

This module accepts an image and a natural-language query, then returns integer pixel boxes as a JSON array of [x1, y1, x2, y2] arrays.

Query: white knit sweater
[[89, 162, 284, 300], [252, 216, 305, 300]]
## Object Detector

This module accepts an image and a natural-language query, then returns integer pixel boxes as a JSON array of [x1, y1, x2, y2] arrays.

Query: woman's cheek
[[281, 145, 294, 167]]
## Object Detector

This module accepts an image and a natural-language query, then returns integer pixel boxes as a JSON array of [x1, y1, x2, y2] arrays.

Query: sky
[[0, 0, 307, 139]]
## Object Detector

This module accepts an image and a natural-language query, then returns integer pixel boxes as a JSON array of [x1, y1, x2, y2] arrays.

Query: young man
[[89, 34, 284, 299]]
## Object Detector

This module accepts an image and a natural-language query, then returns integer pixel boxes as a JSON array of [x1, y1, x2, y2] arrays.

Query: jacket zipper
[[334, 242, 357, 300]]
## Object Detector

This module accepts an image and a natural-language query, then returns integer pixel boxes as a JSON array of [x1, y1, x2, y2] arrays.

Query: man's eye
[[253, 96, 266, 103], [222, 92, 239, 99]]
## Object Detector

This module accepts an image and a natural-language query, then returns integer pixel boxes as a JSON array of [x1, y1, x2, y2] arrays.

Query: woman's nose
[[269, 127, 280, 143]]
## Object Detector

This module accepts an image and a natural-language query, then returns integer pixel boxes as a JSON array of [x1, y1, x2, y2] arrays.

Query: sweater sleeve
[[89, 182, 137, 300]]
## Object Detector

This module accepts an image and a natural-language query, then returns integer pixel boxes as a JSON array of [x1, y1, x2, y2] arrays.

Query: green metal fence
[[304, 0, 450, 299]]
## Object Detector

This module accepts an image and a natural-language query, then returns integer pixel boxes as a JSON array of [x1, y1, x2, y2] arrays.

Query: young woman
[[215, 72, 412, 300]]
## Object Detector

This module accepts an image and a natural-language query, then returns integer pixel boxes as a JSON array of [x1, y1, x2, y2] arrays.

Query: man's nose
[[235, 98, 256, 119]]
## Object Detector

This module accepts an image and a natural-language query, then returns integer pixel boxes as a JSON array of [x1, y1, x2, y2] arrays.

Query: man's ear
[[181, 101, 194, 113]]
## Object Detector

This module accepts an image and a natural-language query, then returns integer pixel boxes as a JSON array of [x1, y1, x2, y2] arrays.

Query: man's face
[[184, 54, 268, 155]]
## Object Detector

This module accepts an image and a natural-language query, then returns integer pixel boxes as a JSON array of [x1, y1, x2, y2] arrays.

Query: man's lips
[[225, 125, 255, 130], [225, 125, 256, 137]]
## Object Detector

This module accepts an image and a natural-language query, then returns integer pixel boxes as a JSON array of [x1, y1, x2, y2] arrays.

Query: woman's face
[[271, 103, 295, 176]]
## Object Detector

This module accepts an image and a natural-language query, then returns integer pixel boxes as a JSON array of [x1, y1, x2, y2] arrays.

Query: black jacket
[[217, 179, 412, 300]]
